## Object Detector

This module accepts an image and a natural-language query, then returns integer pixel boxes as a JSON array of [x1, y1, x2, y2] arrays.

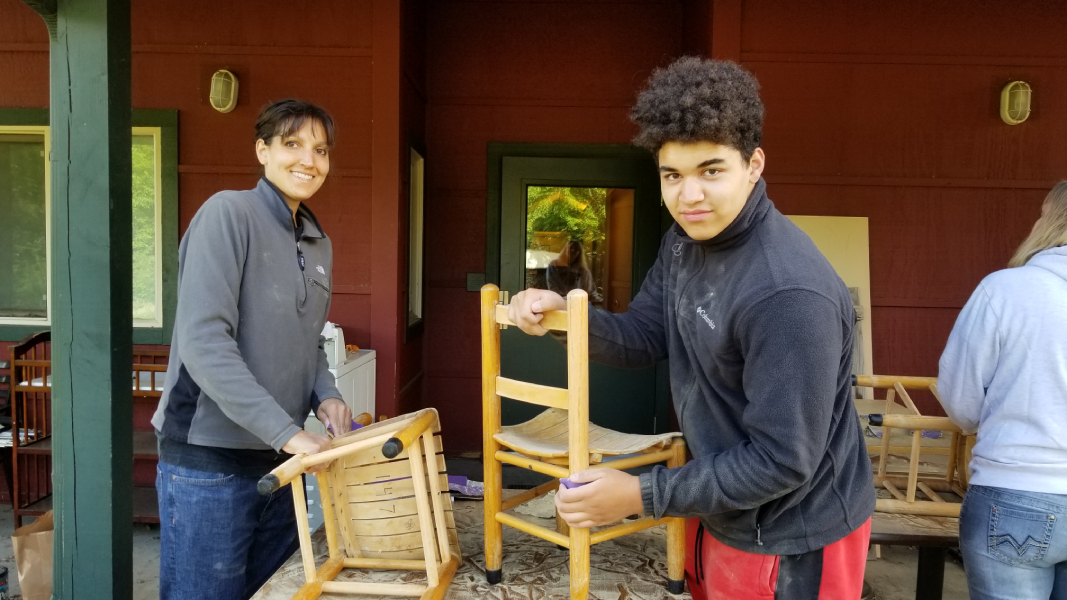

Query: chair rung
[[495, 512, 570, 548], [495, 377, 569, 409], [494, 304, 569, 331], [589, 448, 675, 471], [854, 375, 938, 390], [500, 479, 559, 511], [321, 580, 428, 596], [496, 451, 569, 479], [590, 516, 665, 545]]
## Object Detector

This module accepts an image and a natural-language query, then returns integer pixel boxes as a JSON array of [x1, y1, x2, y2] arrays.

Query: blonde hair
[[1009, 181, 1067, 268]]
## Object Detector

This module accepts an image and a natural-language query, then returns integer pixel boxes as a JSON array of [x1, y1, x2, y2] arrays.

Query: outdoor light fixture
[[209, 69, 239, 113], [999, 81, 1032, 125]]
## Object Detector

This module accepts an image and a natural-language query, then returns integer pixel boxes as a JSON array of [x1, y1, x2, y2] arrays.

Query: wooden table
[[870, 511, 959, 600]]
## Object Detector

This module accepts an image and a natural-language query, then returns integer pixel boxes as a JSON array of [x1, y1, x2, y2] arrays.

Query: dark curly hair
[[255, 99, 336, 148], [631, 57, 764, 162]]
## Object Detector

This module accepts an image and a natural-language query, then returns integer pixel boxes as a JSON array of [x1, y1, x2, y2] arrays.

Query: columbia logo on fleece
[[696, 306, 715, 330]]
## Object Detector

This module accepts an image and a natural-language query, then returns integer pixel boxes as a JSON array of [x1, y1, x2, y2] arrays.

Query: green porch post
[[21, 0, 134, 598]]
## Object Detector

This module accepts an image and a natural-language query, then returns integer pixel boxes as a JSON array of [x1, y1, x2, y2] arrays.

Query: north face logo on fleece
[[696, 306, 715, 330]]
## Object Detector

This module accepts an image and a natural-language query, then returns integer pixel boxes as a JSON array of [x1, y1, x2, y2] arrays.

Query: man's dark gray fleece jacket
[[152, 179, 340, 455], [589, 178, 875, 555]]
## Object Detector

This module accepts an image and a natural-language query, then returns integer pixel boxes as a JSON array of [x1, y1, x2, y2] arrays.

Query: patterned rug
[[252, 491, 689, 600]]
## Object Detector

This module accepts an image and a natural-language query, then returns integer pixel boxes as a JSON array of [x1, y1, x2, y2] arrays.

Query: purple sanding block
[[560, 478, 588, 489], [327, 420, 365, 436]]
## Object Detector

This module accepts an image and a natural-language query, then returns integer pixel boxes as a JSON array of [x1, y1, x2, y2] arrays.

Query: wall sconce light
[[209, 69, 239, 113], [1000, 81, 1031, 125]]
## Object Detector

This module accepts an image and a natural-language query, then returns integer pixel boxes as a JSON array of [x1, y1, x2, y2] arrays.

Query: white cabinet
[[304, 349, 376, 434], [302, 348, 376, 533]]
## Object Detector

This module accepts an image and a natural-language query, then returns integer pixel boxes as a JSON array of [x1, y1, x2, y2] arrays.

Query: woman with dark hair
[[152, 99, 351, 600], [939, 181, 1067, 600]]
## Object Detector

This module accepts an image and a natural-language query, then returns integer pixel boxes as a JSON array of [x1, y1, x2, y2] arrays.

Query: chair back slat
[[496, 377, 569, 410], [494, 304, 569, 332]]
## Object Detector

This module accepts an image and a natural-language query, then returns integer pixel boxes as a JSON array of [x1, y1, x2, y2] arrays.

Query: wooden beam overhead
[[38, 0, 135, 597]]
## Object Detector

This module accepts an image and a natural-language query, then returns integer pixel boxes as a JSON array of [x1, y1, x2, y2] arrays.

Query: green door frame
[[486, 142, 674, 435], [486, 142, 670, 287]]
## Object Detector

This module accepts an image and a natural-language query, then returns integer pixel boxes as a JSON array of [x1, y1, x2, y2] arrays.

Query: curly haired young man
[[508, 57, 875, 599]]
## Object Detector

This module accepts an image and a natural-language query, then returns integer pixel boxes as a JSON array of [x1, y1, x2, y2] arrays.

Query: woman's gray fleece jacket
[[152, 179, 340, 453], [588, 179, 875, 555]]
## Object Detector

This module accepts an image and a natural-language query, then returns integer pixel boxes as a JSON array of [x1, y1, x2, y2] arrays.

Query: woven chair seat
[[494, 408, 682, 463]]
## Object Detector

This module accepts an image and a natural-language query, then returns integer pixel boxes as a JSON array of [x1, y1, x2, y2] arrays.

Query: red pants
[[685, 518, 871, 600]]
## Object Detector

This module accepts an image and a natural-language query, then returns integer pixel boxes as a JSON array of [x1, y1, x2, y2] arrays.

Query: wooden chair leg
[[290, 478, 317, 585], [555, 507, 571, 538], [483, 452, 504, 584], [570, 526, 591, 600], [666, 517, 686, 593], [665, 439, 688, 593]]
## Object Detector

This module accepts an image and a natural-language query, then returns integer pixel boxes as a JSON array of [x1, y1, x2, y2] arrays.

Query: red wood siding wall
[[397, 0, 428, 417], [2, 0, 1065, 457], [421, 0, 1067, 451], [731, 0, 1067, 412], [0, 0, 410, 416], [422, 1, 686, 449]]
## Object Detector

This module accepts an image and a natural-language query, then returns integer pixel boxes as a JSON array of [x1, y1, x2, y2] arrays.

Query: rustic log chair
[[853, 375, 974, 517], [258, 408, 461, 600], [480, 284, 687, 600]]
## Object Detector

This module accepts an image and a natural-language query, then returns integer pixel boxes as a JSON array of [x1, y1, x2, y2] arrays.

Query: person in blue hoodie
[[508, 57, 875, 599], [939, 181, 1067, 600]]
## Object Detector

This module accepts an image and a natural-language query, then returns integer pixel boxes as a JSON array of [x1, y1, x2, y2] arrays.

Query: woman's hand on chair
[[281, 430, 333, 473], [554, 468, 645, 528], [317, 397, 353, 437], [508, 289, 566, 336]]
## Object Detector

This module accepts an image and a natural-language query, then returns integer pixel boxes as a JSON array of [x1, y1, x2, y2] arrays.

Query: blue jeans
[[961, 484, 1067, 600], [157, 462, 300, 600]]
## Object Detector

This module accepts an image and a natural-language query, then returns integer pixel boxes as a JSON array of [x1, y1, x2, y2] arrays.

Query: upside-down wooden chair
[[480, 284, 687, 600], [258, 408, 461, 600], [853, 375, 974, 517]]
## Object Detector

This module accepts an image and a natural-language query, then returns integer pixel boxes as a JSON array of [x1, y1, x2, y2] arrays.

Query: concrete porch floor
[[0, 505, 968, 600]]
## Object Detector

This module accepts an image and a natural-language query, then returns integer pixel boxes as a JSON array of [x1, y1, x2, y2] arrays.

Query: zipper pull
[[297, 242, 305, 271], [756, 524, 763, 546]]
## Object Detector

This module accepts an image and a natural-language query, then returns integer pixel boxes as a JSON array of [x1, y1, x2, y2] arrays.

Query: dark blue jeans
[[961, 484, 1067, 600], [157, 462, 300, 600]]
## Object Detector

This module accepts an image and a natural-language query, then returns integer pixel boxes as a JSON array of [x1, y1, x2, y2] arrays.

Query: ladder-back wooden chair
[[853, 375, 973, 517], [480, 284, 686, 600], [258, 408, 461, 600]]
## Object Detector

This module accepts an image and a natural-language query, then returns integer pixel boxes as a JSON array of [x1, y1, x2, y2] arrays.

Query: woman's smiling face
[[256, 119, 331, 206]]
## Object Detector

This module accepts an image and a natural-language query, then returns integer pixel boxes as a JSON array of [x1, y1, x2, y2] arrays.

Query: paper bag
[[12, 510, 53, 600]]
